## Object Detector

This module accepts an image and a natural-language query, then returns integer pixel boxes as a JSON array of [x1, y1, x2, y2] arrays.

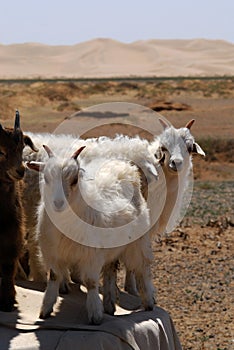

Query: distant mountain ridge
[[0, 38, 233, 78]]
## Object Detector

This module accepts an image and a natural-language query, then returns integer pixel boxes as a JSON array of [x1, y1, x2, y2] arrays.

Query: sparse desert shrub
[[197, 138, 234, 162]]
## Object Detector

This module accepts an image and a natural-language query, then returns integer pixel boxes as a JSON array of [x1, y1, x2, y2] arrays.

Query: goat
[[124, 118, 205, 294], [22, 134, 87, 282], [148, 118, 205, 233], [71, 121, 204, 296], [26, 145, 155, 324], [0, 111, 37, 311]]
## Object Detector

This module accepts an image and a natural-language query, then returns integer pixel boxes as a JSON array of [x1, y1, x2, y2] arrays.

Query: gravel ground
[[151, 181, 234, 350], [186, 181, 234, 225]]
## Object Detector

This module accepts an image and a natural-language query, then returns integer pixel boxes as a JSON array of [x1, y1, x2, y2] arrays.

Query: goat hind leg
[[135, 264, 156, 311], [124, 269, 139, 296], [0, 260, 17, 312]]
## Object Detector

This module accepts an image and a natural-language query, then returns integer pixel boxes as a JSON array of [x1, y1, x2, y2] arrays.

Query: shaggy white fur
[[23, 122, 205, 301], [23, 133, 160, 281], [124, 119, 205, 295], [27, 146, 155, 324]]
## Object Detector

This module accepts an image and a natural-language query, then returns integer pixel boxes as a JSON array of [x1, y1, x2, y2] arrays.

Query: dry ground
[[0, 78, 233, 349]]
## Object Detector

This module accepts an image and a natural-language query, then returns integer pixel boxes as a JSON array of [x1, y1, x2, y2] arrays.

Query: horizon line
[[1, 37, 234, 46]]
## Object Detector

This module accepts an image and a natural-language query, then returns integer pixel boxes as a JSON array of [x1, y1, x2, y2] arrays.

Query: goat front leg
[[84, 269, 103, 325], [39, 269, 62, 319], [0, 260, 17, 312], [103, 261, 118, 315]]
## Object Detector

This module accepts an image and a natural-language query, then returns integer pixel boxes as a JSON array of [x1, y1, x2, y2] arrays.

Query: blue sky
[[1, 0, 233, 45]]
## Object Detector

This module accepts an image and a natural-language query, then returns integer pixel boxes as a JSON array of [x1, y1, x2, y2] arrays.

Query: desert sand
[[0, 38, 234, 78]]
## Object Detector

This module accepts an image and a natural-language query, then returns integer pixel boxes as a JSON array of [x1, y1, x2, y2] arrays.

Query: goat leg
[[0, 260, 17, 312], [39, 269, 61, 319], [103, 261, 118, 315], [124, 270, 139, 296]]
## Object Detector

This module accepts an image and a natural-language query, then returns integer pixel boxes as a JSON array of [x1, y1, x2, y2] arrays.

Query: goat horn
[[159, 118, 169, 130], [43, 145, 55, 158], [14, 110, 20, 130], [185, 119, 195, 129], [71, 146, 86, 160]]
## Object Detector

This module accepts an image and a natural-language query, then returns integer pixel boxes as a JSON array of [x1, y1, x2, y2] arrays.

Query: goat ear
[[192, 142, 205, 157], [26, 161, 45, 172], [71, 146, 86, 160], [185, 119, 195, 130], [24, 135, 38, 152], [159, 118, 169, 130]]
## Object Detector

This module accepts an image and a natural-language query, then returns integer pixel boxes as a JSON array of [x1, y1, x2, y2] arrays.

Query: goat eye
[[184, 140, 192, 153], [161, 146, 167, 152], [186, 143, 193, 153], [71, 176, 78, 186]]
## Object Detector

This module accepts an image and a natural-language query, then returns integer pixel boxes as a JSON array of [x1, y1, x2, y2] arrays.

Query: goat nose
[[170, 159, 183, 171], [53, 199, 64, 210]]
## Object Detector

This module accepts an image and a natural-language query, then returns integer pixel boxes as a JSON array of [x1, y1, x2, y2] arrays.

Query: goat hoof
[[144, 299, 155, 311], [39, 309, 52, 319], [144, 296, 156, 311], [59, 282, 70, 295], [145, 305, 154, 311], [103, 301, 116, 316], [89, 312, 103, 325]]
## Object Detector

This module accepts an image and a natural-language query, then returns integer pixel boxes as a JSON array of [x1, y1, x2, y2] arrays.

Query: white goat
[[23, 134, 99, 281], [124, 118, 205, 294], [71, 119, 205, 295], [26, 145, 155, 324], [149, 118, 205, 233]]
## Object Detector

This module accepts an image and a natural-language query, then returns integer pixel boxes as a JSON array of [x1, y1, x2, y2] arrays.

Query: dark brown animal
[[0, 111, 37, 311]]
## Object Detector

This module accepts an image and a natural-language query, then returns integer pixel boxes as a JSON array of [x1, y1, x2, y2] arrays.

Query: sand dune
[[0, 38, 233, 78]]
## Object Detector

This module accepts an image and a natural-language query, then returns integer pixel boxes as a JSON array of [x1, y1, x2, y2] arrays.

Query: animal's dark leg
[[0, 260, 17, 312], [124, 270, 139, 296], [103, 261, 118, 315]]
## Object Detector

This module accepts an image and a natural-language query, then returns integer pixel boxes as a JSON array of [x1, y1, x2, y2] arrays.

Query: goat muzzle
[[169, 159, 183, 173]]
